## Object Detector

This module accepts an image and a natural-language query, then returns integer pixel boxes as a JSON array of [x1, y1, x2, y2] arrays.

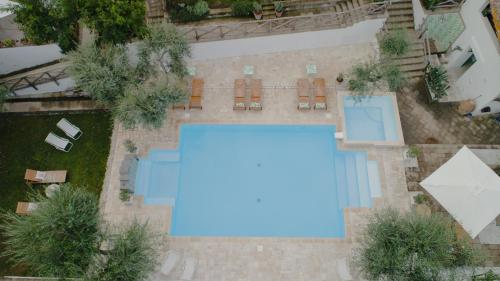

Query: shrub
[[348, 62, 383, 96], [171, 0, 210, 22], [231, 0, 254, 17], [380, 28, 410, 57], [423, 0, 446, 10], [274, 2, 284, 12], [425, 65, 449, 99], [2, 39, 16, 48], [382, 63, 407, 91], [357, 208, 482, 281], [252, 1, 262, 13], [123, 139, 137, 153]]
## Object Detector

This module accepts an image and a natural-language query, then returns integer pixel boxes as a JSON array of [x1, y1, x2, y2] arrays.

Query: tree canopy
[[356, 208, 482, 281], [5, 0, 147, 52]]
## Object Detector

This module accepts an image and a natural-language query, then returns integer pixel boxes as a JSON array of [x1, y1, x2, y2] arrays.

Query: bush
[[423, 0, 446, 10], [380, 28, 410, 57], [2, 39, 16, 48], [348, 62, 383, 96], [0, 85, 9, 111], [252, 1, 262, 13], [274, 2, 284, 12], [170, 0, 210, 22], [231, 0, 254, 17], [357, 208, 482, 281], [425, 65, 449, 99], [382, 63, 407, 91]]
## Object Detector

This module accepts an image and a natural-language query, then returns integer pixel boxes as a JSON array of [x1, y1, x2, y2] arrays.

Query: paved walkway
[[397, 82, 500, 144]]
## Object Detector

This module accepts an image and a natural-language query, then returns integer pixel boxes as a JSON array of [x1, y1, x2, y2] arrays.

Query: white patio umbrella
[[420, 146, 500, 239]]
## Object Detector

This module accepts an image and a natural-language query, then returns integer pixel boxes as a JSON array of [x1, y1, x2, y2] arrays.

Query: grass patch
[[0, 111, 113, 276]]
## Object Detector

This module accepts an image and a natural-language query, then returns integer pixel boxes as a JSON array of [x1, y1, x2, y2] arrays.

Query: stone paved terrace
[[398, 82, 500, 144], [100, 43, 411, 281]]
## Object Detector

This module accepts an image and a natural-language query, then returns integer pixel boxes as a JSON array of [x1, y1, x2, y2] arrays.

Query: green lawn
[[0, 111, 113, 276]]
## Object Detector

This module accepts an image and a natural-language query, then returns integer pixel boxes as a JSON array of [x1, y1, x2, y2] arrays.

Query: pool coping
[[336, 91, 405, 147]]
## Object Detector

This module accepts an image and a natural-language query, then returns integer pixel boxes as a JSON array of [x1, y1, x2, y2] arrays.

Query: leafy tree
[[115, 76, 188, 129], [81, 0, 147, 45], [67, 42, 135, 105], [356, 208, 482, 281], [5, 0, 80, 52], [0, 185, 102, 277], [85, 221, 157, 281], [139, 23, 192, 77]]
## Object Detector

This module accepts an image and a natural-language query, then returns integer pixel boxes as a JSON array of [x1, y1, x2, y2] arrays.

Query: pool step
[[334, 152, 372, 209], [149, 150, 180, 162], [135, 159, 152, 196]]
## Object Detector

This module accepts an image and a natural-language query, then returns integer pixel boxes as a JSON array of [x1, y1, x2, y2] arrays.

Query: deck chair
[[57, 118, 82, 140], [25, 169, 67, 183], [313, 78, 327, 110], [249, 79, 263, 111], [45, 132, 73, 152], [189, 78, 204, 110], [16, 202, 39, 215], [297, 78, 311, 110], [233, 79, 247, 110], [180, 257, 197, 281], [160, 251, 179, 276]]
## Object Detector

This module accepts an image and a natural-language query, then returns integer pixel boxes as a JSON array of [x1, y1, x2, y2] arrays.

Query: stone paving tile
[[100, 43, 410, 281], [397, 81, 500, 145]]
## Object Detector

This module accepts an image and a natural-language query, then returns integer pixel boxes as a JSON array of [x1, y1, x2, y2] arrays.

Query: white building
[[414, 0, 500, 116]]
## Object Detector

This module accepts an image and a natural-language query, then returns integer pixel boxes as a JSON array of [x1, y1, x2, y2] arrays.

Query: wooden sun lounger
[[16, 202, 39, 215], [313, 78, 327, 110], [233, 79, 247, 110], [249, 79, 262, 111], [297, 78, 311, 110], [24, 169, 67, 183], [189, 78, 204, 110]]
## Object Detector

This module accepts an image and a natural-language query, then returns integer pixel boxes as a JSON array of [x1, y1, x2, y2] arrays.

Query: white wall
[[446, 0, 500, 115], [0, 44, 63, 75], [412, 0, 427, 30]]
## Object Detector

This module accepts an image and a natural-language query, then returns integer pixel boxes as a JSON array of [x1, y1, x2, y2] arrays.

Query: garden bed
[[0, 111, 113, 276]]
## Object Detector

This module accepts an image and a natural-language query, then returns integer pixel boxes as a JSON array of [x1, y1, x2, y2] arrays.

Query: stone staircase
[[146, 0, 165, 21], [380, 0, 427, 79]]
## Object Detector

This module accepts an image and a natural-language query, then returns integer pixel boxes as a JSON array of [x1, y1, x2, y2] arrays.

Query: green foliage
[[274, 2, 284, 12], [425, 65, 450, 99], [0, 185, 102, 277], [348, 62, 383, 96], [407, 144, 421, 158], [169, 0, 210, 22], [123, 139, 137, 153], [139, 23, 192, 77], [115, 77, 188, 129], [84, 222, 157, 281], [357, 208, 482, 281], [383, 63, 407, 92], [0, 85, 9, 111], [6, 0, 79, 52], [252, 1, 262, 13], [380, 29, 410, 57], [423, 0, 446, 10], [119, 189, 131, 202], [2, 39, 16, 48], [231, 0, 254, 17], [81, 0, 147, 45], [473, 270, 500, 281], [67, 42, 135, 106]]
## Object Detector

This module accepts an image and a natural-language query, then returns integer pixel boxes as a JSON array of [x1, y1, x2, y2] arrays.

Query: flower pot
[[253, 12, 263, 20], [275, 10, 283, 17]]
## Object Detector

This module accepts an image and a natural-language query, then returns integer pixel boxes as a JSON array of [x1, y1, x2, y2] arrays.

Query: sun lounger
[[233, 79, 247, 110], [160, 251, 179, 276], [313, 78, 327, 110], [180, 257, 197, 281], [297, 78, 311, 110], [57, 118, 82, 140], [16, 202, 39, 215], [189, 78, 204, 110], [45, 132, 73, 152], [249, 79, 262, 111], [25, 169, 67, 183], [336, 257, 353, 281]]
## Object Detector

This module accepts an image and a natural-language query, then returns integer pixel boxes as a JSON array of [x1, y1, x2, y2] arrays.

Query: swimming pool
[[341, 94, 403, 145], [135, 125, 378, 238]]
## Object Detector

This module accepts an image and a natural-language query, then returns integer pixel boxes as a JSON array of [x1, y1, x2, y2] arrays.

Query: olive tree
[[356, 208, 482, 281]]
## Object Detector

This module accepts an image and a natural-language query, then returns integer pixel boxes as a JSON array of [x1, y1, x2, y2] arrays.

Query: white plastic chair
[[160, 251, 179, 276], [57, 118, 82, 140], [180, 257, 197, 281], [45, 132, 73, 152]]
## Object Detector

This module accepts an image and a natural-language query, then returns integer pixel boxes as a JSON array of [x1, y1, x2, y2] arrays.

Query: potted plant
[[424, 65, 450, 102], [403, 144, 420, 168], [252, 2, 263, 20], [336, 72, 344, 83], [274, 2, 284, 17]]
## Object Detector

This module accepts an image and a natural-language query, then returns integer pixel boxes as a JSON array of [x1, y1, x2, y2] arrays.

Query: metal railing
[[428, 0, 465, 9], [177, 1, 389, 42], [0, 64, 69, 96]]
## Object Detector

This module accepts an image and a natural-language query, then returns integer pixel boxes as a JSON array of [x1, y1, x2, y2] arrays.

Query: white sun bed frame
[[45, 132, 73, 152], [57, 118, 82, 140]]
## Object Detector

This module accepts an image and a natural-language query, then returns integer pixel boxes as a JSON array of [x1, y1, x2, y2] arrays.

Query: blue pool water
[[344, 96, 399, 142], [135, 125, 375, 237]]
